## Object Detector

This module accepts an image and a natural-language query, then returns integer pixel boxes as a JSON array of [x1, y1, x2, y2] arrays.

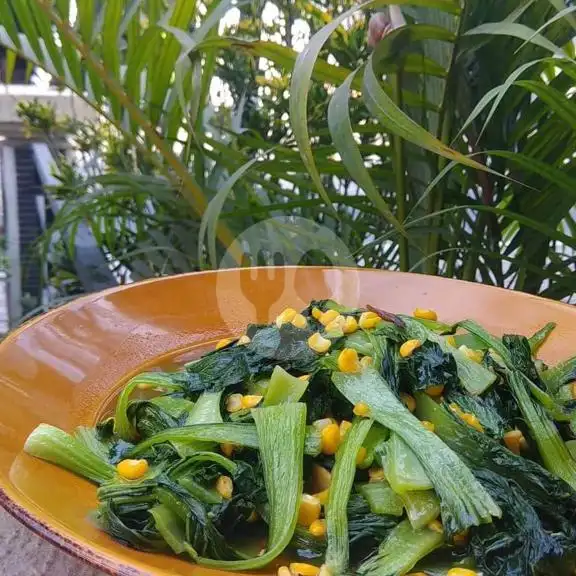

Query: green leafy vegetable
[[401, 490, 441, 530], [357, 482, 404, 517], [528, 322, 557, 355], [263, 365, 309, 405]]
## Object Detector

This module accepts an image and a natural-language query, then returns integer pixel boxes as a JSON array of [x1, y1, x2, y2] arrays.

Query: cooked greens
[[23, 301, 576, 575]]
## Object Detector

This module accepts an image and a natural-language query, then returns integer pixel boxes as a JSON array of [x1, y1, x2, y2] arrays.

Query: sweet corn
[[292, 313, 308, 329], [308, 333, 332, 354], [359, 311, 381, 329], [462, 412, 484, 433], [449, 403, 465, 417], [290, 563, 320, 576], [318, 566, 332, 576], [215, 338, 233, 350], [299, 374, 311, 382], [319, 309, 340, 326], [360, 356, 373, 369], [421, 420, 435, 433], [425, 385, 445, 397], [504, 429, 526, 455], [221, 443, 235, 457], [311, 464, 332, 492], [459, 345, 484, 364], [216, 475, 233, 499], [428, 519, 444, 534], [399, 339, 422, 358], [312, 307, 323, 320], [314, 489, 329, 505], [313, 418, 335, 432], [238, 334, 251, 345], [356, 447, 367, 466], [309, 519, 327, 537], [325, 315, 346, 333], [117, 459, 149, 480], [338, 348, 361, 373], [400, 393, 416, 412], [353, 402, 371, 417], [406, 573, 428, 576], [343, 316, 358, 334], [137, 382, 153, 391], [571, 381, 576, 399], [446, 569, 478, 576], [298, 494, 321, 526], [321, 423, 341, 455], [276, 307, 298, 327], [339, 420, 352, 439], [446, 335, 457, 347], [241, 395, 263, 409], [453, 529, 469, 546], [226, 393, 244, 413], [278, 567, 292, 576], [368, 468, 386, 482], [413, 308, 438, 321]]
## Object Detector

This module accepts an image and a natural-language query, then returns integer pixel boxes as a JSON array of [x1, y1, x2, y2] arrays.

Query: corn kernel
[[298, 494, 321, 526], [309, 519, 326, 537], [226, 393, 243, 413], [339, 420, 352, 439], [446, 335, 457, 347], [428, 519, 444, 534], [353, 402, 371, 417], [571, 381, 576, 399], [318, 566, 332, 576], [215, 338, 233, 350], [325, 315, 346, 332], [216, 475, 233, 499], [292, 313, 308, 329], [503, 429, 525, 455], [406, 573, 428, 576], [360, 356, 373, 369], [413, 308, 438, 321], [319, 309, 340, 326], [459, 345, 484, 363], [290, 563, 320, 576], [314, 489, 329, 505], [247, 510, 259, 523], [136, 382, 153, 391], [221, 443, 235, 457], [421, 420, 435, 433], [299, 374, 311, 382], [368, 468, 386, 482], [359, 311, 381, 329], [425, 385, 445, 397], [117, 459, 149, 480], [400, 393, 416, 412], [308, 333, 332, 354], [313, 418, 335, 432], [238, 334, 251, 345], [400, 339, 422, 358], [312, 307, 323, 320], [462, 412, 484, 433], [449, 403, 464, 417], [356, 447, 367, 466], [338, 348, 361, 373], [321, 423, 341, 455], [278, 567, 292, 576], [453, 529, 469, 546], [446, 569, 478, 576], [241, 394, 263, 409], [276, 307, 298, 328], [343, 316, 358, 334], [311, 464, 332, 492]]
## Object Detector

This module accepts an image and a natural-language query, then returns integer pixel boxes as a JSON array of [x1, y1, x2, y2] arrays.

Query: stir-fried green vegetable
[[23, 301, 576, 575]]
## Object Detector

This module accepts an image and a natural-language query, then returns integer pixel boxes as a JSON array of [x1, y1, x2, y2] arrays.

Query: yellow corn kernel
[[238, 334, 251, 345], [503, 429, 525, 455], [247, 510, 259, 523], [428, 519, 444, 534], [449, 403, 465, 417], [313, 418, 336, 432], [359, 311, 381, 330], [314, 489, 329, 505], [413, 308, 438, 321], [241, 394, 263, 409], [321, 423, 341, 455], [446, 569, 478, 576], [290, 563, 321, 576], [459, 345, 484, 364], [571, 381, 576, 399], [338, 348, 361, 373], [446, 335, 457, 347], [453, 529, 469, 546], [462, 412, 484, 433], [356, 447, 367, 466], [276, 307, 298, 328], [309, 519, 327, 538], [117, 459, 149, 480], [308, 333, 332, 354], [311, 464, 332, 492], [278, 567, 292, 576], [318, 566, 332, 576], [137, 382, 153, 391], [319, 309, 340, 326], [298, 494, 321, 526], [425, 385, 445, 397], [216, 475, 233, 499], [215, 338, 233, 350], [400, 393, 416, 412], [221, 443, 235, 457], [343, 316, 358, 334], [406, 573, 428, 576], [299, 374, 311, 382], [360, 356, 373, 369], [339, 420, 352, 439], [353, 402, 371, 417], [325, 315, 346, 333], [421, 420, 435, 433], [400, 339, 422, 358], [292, 313, 308, 329], [312, 307, 323, 320], [226, 393, 243, 413], [368, 468, 386, 482]]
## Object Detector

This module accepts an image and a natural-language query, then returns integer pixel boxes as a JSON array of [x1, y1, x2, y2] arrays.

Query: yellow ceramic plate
[[0, 267, 574, 575]]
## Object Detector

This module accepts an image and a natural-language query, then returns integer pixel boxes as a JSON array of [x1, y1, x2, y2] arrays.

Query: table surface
[[0, 508, 104, 576]]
